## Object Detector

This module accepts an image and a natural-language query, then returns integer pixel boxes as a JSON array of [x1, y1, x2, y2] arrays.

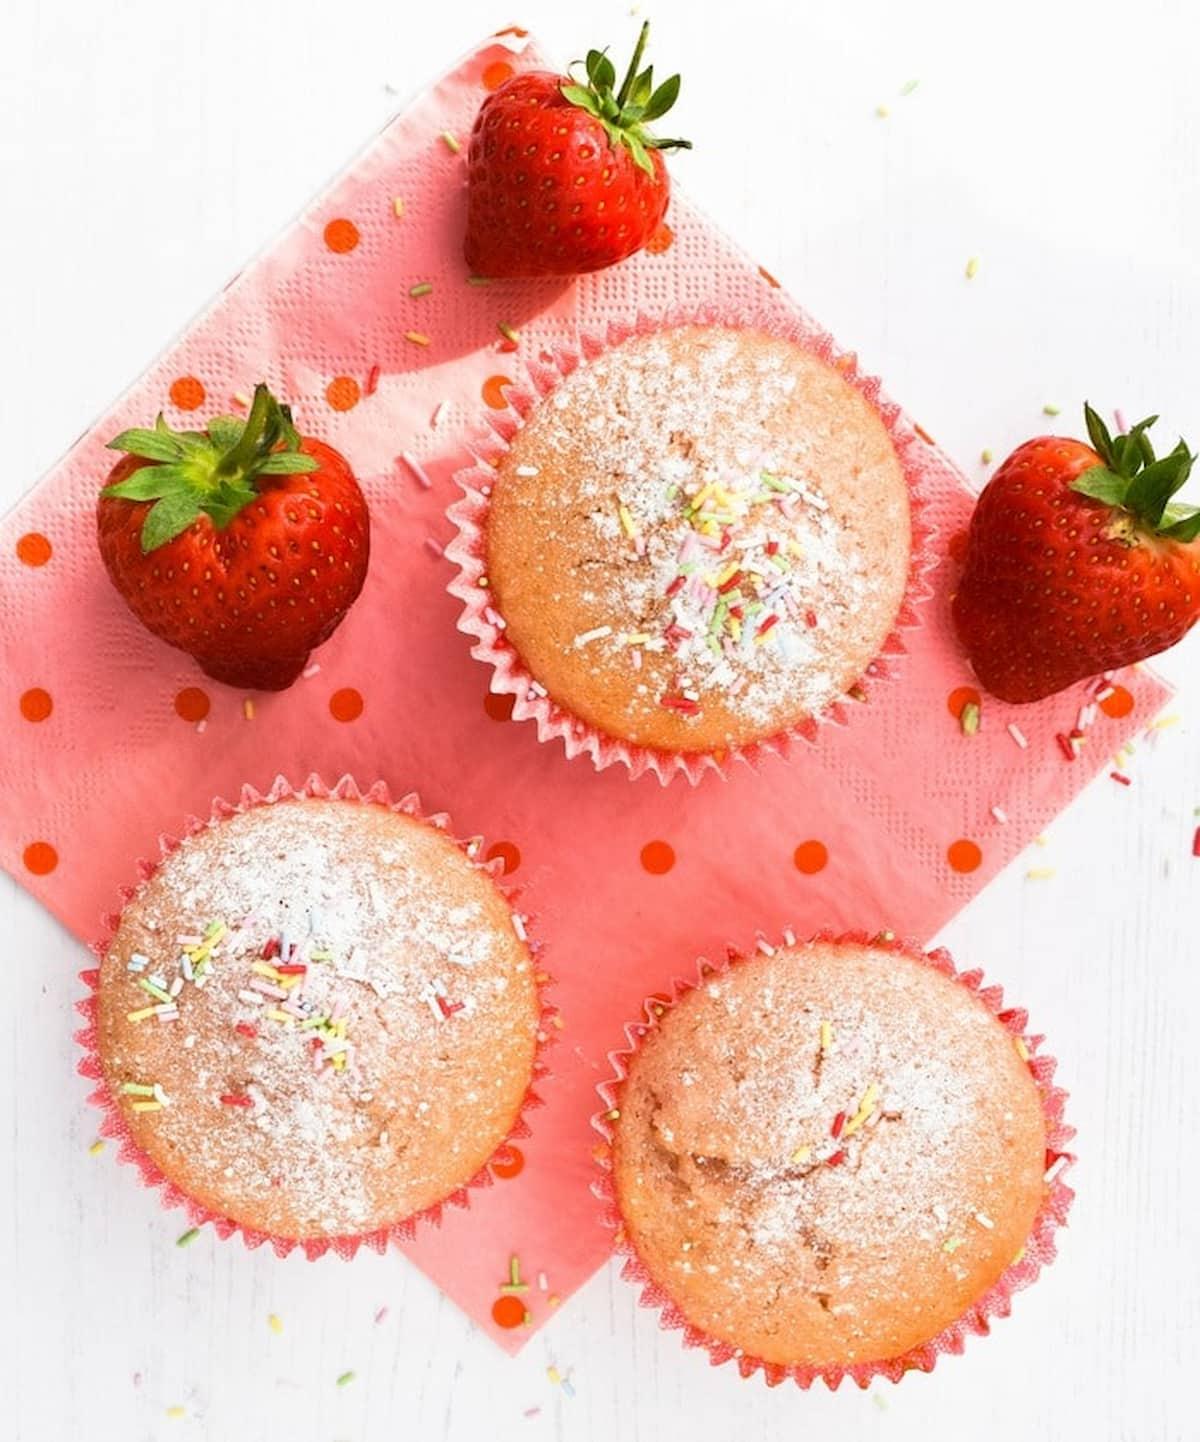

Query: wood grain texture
[[0, 1, 1196, 1439]]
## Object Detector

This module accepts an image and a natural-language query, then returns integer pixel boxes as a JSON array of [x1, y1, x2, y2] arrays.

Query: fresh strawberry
[[97, 383, 369, 690], [953, 405, 1199, 703], [464, 22, 690, 278]]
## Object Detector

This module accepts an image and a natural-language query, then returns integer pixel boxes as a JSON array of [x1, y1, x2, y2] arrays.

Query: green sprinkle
[[337, 1370, 357, 1388], [759, 472, 791, 492], [409, 282, 433, 298], [88, 1139, 106, 1157], [176, 1227, 201, 1248], [1043, 403, 1062, 416], [498, 321, 521, 344], [900, 78, 920, 95], [981, 448, 994, 464], [942, 1237, 963, 1253], [872, 1392, 890, 1412], [121, 1082, 156, 1097], [466, 275, 492, 286], [960, 701, 981, 736], [965, 256, 980, 279], [138, 977, 171, 1003], [440, 131, 461, 154]]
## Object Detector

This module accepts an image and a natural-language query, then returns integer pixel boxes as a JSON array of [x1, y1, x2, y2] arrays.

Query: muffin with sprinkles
[[600, 934, 1072, 1383], [85, 786, 541, 1248], [462, 324, 916, 770]]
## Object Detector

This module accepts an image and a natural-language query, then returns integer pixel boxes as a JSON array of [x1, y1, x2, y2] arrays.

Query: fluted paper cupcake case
[[591, 927, 1075, 1387], [74, 773, 555, 1261], [445, 307, 940, 784]]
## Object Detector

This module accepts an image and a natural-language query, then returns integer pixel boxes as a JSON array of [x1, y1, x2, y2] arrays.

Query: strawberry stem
[[103, 382, 317, 553], [615, 21, 650, 108], [1072, 403, 1199, 542]]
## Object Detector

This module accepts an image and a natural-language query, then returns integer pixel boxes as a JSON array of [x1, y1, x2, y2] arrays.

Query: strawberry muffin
[[609, 938, 1053, 1372], [93, 797, 539, 1242], [484, 326, 912, 754]]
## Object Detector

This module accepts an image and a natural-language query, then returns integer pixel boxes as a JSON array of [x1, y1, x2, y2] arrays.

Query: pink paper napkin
[[0, 29, 1167, 1352]]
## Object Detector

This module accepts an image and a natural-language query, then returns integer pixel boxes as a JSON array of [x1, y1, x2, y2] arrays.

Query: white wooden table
[[2, 2, 1197, 1438]]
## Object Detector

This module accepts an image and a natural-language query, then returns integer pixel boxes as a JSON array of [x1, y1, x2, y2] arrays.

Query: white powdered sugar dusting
[[98, 801, 537, 1238]]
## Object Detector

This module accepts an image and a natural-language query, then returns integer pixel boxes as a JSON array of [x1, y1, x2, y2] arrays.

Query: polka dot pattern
[[19, 687, 52, 722], [323, 218, 360, 254], [326, 376, 361, 412], [491, 1295, 525, 1329], [640, 840, 675, 875], [793, 839, 828, 875], [481, 375, 512, 410], [16, 532, 52, 566], [947, 839, 983, 874], [481, 60, 514, 91], [23, 841, 57, 875], [1099, 684, 1134, 719], [490, 1144, 525, 1179], [946, 686, 981, 720], [174, 687, 210, 723], [485, 841, 520, 875], [169, 376, 205, 411], [329, 687, 364, 722]]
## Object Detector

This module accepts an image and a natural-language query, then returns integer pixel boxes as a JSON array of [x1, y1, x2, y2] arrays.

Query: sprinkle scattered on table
[[88, 1138, 106, 1156], [175, 1227, 200, 1248], [965, 256, 980, 279], [374, 1305, 390, 1325], [1043, 403, 1062, 416], [1026, 866, 1057, 881], [900, 77, 920, 95], [166, 1405, 186, 1419], [336, 1370, 356, 1388], [980, 448, 993, 464], [875, 103, 890, 118], [268, 1313, 283, 1335], [440, 130, 461, 154]]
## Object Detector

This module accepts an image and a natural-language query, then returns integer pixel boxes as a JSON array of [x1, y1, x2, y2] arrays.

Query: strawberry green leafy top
[[559, 21, 691, 176], [103, 383, 318, 553], [1072, 403, 1199, 541]]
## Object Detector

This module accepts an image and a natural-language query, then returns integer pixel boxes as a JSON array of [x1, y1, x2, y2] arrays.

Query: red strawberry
[[953, 405, 1199, 703], [464, 22, 690, 278], [97, 383, 369, 691]]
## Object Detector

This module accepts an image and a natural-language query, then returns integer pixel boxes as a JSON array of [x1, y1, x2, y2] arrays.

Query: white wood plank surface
[[1, 2, 1196, 1438]]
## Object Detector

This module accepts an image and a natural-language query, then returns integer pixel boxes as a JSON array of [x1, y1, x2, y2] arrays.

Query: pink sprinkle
[[1110, 771, 1132, 787], [805, 610, 818, 628], [424, 536, 444, 559], [990, 804, 1009, 824], [430, 400, 448, 429], [1007, 722, 1029, 750], [374, 1306, 390, 1325], [1094, 683, 1115, 702], [1192, 826, 1200, 858], [401, 450, 434, 490], [1114, 407, 1128, 432], [524, 1408, 542, 1419], [364, 364, 381, 396], [1056, 732, 1077, 762], [302, 662, 321, 679], [250, 978, 289, 1000]]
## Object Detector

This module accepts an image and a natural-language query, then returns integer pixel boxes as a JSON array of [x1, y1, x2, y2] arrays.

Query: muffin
[[607, 937, 1064, 1377], [483, 325, 912, 755], [92, 794, 539, 1243]]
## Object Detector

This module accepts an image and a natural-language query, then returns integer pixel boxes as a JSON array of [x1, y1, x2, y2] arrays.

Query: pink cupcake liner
[[445, 307, 940, 784], [74, 772, 555, 1261], [591, 926, 1075, 1387]]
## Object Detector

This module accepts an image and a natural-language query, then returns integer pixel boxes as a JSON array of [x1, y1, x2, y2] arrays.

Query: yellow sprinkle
[[819, 1020, 833, 1054], [1043, 402, 1061, 416], [1034, 834, 1048, 847], [623, 632, 651, 646], [232, 391, 252, 408], [131, 1100, 163, 1113], [440, 130, 461, 154], [266, 1009, 294, 1024], [242, 698, 255, 721], [1014, 1037, 1030, 1061], [392, 196, 405, 218], [1026, 867, 1057, 881], [689, 481, 716, 513], [88, 1139, 106, 1157], [842, 1081, 880, 1137], [251, 962, 283, 980], [166, 1406, 186, 1420], [716, 560, 740, 586], [497, 321, 520, 344], [965, 256, 981, 279], [788, 539, 805, 559], [268, 1313, 283, 1334], [126, 1006, 158, 1023], [1013, 1246, 1026, 1265], [548, 1294, 560, 1308], [981, 448, 994, 464], [618, 504, 637, 538], [551, 1014, 566, 1030], [728, 616, 742, 642], [546, 1366, 562, 1385], [405, 330, 431, 347], [1151, 713, 1180, 730], [790, 1145, 812, 1164], [333, 1053, 346, 1071], [875, 103, 890, 118]]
